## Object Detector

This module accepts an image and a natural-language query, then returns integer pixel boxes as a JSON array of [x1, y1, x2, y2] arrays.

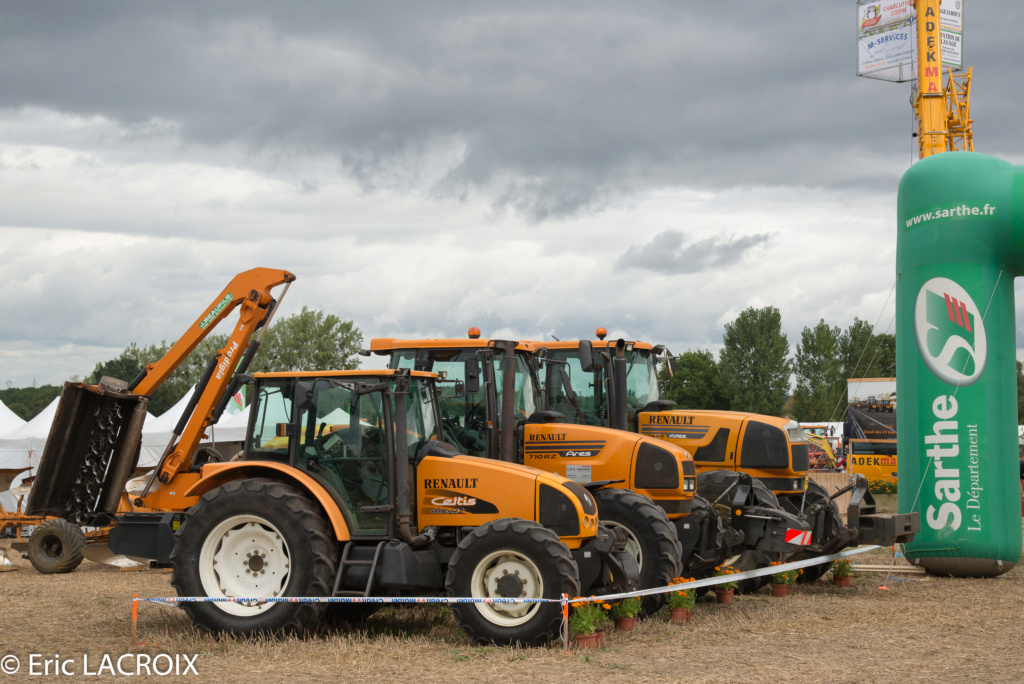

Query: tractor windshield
[[246, 373, 440, 537], [543, 349, 603, 426], [624, 348, 661, 410], [389, 348, 539, 457], [543, 346, 660, 428]]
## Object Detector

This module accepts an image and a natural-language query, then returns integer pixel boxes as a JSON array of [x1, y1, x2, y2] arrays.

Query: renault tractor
[[536, 332, 919, 584], [27, 270, 635, 645], [370, 333, 708, 613]]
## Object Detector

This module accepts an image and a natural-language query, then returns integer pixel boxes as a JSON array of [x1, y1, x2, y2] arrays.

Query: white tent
[[0, 400, 26, 436], [138, 387, 250, 467], [206, 403, 250, 444], [0, 397, 59, 470], [138, 387, 197, 467], [0, 397, 59, 511]]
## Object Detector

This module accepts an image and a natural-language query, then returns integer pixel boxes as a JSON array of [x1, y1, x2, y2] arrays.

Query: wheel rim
[[603, 521, 644, 572], [42, 536, 63, 559], [197, 514, 292, 617], [469, 549, 544, 627]]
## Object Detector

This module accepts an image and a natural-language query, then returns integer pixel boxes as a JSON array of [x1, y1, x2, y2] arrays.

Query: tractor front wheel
[[446, 518, 578, 646], [593, 488, 681, 615]]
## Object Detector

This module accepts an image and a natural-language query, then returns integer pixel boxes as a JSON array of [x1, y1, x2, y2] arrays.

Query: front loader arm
[[141, 268, 295, 485], [28, 268, 295, 524]]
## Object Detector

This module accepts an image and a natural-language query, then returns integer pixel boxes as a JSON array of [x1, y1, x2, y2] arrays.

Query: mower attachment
[[26, 382, 147, 525]]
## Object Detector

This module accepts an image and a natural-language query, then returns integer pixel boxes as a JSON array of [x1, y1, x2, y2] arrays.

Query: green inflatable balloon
[[897, 151, 1023, 576]]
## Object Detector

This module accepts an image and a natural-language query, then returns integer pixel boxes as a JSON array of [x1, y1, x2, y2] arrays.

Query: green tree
[[840, 318, 896, 380], [249, 306, 363, 373], [0, 385, 63, 421], [792, 319, 845, 422], [660, 349, 728, 410], [717, 306, 791, 416], [80, 307, 361, 417], [86, 336, 229, 416]]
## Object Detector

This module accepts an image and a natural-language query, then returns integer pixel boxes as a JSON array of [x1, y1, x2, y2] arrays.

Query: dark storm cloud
[[5, 2, 1017, 221], [615, 229, 770, 275]]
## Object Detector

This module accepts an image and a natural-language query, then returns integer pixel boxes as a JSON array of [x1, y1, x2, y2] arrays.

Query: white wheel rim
[[604, 520, 644, 572], [470, 549, 544, 627], [197, 514, 291, 617]]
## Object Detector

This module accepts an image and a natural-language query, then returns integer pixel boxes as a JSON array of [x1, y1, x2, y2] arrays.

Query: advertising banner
[[896, 152, 1022, 577], [848, 439, 898, 480], [857, 0, 964, 81]]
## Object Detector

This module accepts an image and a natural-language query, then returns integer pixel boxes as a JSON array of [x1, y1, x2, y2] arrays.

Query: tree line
[[661, 306, 897, 423], [1, 307, 362, 421], [6, 304, 1024, 425]]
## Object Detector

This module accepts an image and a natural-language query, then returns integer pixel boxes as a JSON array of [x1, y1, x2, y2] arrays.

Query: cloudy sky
[[1, 1, 1022, 387]]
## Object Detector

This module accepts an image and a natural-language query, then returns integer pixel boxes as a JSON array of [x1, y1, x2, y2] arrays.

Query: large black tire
[[786, 479, 843, 583], [446, 518, 579, 646], [170, 478, 337, 636], [27, 519, 85, 574], [593, 488, 681, 615]]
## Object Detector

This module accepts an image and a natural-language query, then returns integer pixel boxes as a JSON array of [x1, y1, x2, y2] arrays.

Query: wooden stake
[[561, 594, 569, 652]]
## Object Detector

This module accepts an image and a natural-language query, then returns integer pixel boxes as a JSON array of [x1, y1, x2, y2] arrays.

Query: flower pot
[[596, 628, 605, 646], [614, 616, 637, 631], [833, 575, 852, 587], [771, 583, 789, 597], [715, 588, 734, 604], [574, 633, 599, 649], [669, 607, 691, 624]]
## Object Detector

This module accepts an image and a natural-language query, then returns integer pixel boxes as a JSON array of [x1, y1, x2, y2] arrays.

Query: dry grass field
[[1, 537, 1023, 683]]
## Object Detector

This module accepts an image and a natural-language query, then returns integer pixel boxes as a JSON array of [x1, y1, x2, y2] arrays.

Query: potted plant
[[609, 596, 642, 631], [712, 566, 739, 604], [569, 598, 608, 648], [665, 577, 696, 623], [769, 561, 801, 596], [831, 558, 854, 587]]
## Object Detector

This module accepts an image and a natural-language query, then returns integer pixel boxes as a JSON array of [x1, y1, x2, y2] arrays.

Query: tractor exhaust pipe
[[612, 339, 628, 432], [393, 370, 430, 547], [500, 341, 517, 462]]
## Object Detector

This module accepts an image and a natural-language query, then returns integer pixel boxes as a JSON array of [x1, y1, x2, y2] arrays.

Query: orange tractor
[[534, 332, 918, 585], [26, 270, 635, 644]]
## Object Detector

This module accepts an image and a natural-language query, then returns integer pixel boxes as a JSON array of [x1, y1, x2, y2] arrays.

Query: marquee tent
[[0, 400, 25, 436], [139, 386, 249, 467]]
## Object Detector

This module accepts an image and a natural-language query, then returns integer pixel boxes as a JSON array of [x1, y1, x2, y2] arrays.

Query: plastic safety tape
[[135, 544, 881, 608]]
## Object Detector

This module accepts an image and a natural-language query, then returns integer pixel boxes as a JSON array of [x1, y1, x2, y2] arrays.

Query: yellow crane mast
[[913, 0, 973, 159]]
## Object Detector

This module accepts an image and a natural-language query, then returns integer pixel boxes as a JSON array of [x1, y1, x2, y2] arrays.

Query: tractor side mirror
[[579, 340, 594, 373], [464, 357, 481, 395], [667, 356, 677, 377]]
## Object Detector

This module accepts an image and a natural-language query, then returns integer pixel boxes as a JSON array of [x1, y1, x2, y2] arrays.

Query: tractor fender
[[183, 462, 351, 541]]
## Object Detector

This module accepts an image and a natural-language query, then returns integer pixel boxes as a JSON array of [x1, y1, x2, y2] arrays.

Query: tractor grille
[[634, 442, 680, 490], [739, 421, 790, 470], [791, 444, 810, 472], [539, 483, 581, 537]]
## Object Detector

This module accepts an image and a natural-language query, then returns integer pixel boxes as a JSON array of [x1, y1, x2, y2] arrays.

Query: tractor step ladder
[[332, 541, 386, 597]]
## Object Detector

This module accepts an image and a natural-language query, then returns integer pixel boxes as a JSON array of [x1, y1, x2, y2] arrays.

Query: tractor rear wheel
[[170, 478, 337, 635], [446, 518, 578, 646], [593, 488, 681, 615], [27, 518, 85, 574]]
